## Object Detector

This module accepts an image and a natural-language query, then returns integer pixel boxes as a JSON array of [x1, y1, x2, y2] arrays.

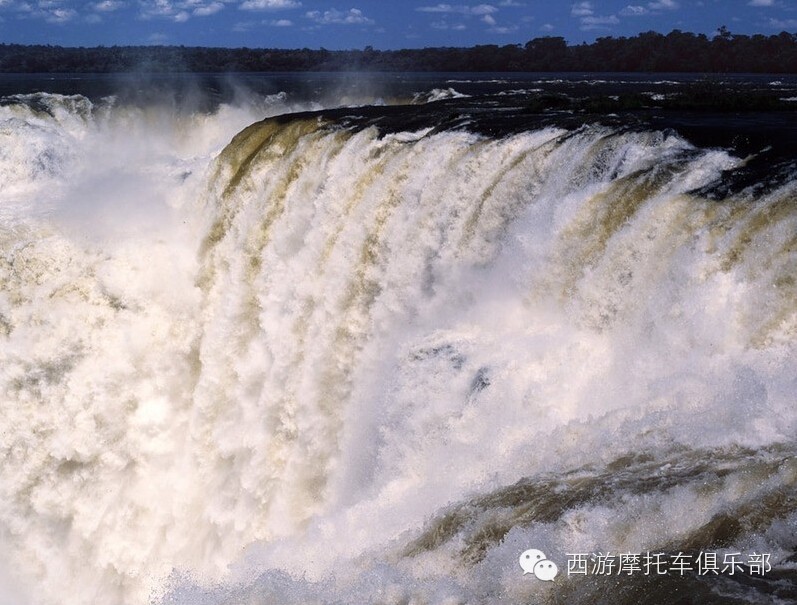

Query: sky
[[0, 0, 795, 49]]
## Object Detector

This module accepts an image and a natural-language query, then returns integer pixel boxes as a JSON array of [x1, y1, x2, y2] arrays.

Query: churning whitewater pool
[[0, 74, 795, 605]]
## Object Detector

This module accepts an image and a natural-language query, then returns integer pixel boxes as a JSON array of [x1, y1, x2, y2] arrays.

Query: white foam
[[0, 100, 794, 605]]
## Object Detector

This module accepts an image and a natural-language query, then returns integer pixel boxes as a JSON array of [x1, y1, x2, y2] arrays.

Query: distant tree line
[[0, 28, 796, 73]]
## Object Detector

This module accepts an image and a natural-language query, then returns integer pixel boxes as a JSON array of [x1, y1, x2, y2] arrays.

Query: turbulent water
[[0, 75, 795, 605]]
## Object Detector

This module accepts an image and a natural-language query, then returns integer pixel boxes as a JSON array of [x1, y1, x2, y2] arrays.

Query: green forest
[[0, 28, 796, 73]]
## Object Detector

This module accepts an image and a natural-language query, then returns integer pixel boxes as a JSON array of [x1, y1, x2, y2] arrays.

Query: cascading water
[[0, 82, 795, 605]]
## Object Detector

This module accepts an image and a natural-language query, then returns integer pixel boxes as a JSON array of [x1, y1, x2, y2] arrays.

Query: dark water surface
[[2, 70, 796, 104]]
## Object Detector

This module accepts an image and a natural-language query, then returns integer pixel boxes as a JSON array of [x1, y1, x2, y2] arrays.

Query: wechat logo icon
[[519, 548, 559, 581]]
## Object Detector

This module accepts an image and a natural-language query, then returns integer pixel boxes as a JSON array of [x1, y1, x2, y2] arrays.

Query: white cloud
[[488, 24, 517, 33], [572, 0, 622, 30], [620, 5, 648, 16], [92, 0, 125, 11], [647, 0, 678, 9], [430, 19, 466, 29], [140, 0, 228, 21], [420, 4, 502, 30], [469, 4, 497, 14], [16, 2, 80, 22], [139, 0, 176, 19], [305, 7, 373, 24], [269, 17, 291, 25], [748, 0, 774, 5], [499, 0, 523, 5], [416, 3, 452, 12], [769, 17, 797, 28], [193, 0, 223, 15], [417, 4, 498, 15], [46, 6, 76, 22], [240, 0, 300, 10], [570, 1, 593, 17], [540, 22, 554, 31], [580, 14, 619, 29]]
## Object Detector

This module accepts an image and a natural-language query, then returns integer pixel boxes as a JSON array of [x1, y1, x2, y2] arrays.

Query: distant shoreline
[[2, 29, 797, 73]]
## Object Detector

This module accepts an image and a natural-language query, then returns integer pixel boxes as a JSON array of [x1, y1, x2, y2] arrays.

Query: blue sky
[[0, 0, 795, 48]]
